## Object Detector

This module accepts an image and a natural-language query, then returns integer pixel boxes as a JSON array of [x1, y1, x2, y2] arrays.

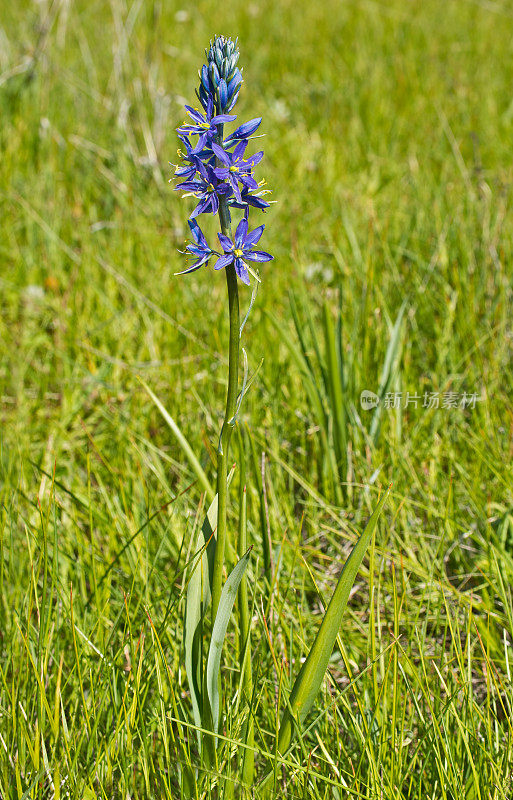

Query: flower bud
[[198, 36, 242, 113]]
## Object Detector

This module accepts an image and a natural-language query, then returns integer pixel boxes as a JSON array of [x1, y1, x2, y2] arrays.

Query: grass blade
[[184, 494, 218, 742], [323, 300, 347, 485], [139, 378, 214, 501], [369, 303, 406, 443], [206, 547, 252, 737], [276, 487, 390, 756]]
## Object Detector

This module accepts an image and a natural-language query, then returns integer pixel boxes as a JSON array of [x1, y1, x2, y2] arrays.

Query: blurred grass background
[[1, 0, 513, 797]]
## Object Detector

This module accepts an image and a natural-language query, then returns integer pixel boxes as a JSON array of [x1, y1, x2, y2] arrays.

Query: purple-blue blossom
[[177, 98, 236, 151], [176, 220, 214, 274], [212, 140, 263, 203], [175, 162, 232, 219], [215, 217, 273, 286], [174, 135, 204, 181]]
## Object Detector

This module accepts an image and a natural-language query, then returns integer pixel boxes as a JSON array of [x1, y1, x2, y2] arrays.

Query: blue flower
[[215, 216, 273, 285], [173, 135, 204, 181], [177, 97, 236, 151], [212, 140, 263, 203], [176, 220, 214, 274], [175, 162, 232, 219]]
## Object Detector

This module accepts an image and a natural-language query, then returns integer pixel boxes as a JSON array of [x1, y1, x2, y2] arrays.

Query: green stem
[[211, 127, 240, 622]]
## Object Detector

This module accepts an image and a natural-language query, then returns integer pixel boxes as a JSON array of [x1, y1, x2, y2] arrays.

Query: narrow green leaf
[[184, 494, 218, 741], [206, 547, 252, 737], [369, 303, 406, 443], [248, 429, 272, 583], [323, 301, 347, 481], [139, 378, 214, 501], [276, 487, 390, 755]]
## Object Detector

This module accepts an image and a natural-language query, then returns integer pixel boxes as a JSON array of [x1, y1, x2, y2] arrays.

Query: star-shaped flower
[[214, 216, 272, 285], [177, 97, 236, 151], [173, 135, 204, 181], [175, 162, 232, 219], [212, 141, 263, 203], [176, 220, 214, 274]]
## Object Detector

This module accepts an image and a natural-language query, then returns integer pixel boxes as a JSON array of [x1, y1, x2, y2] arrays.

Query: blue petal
[[185, 105, 205, 124], [175, 262, 204, 275], [201, 65, 210, 91], [244, 250, 273, 262], [214, 253, 234, 270], [248, 150, 264, 166], [231, 117, 261, 140], [208, 63, 220, 89], [195, 160, 209, 181], [211, 114, 237, 125], [233, 140, 248, 162], [175, 165, 196, 178], [230, 175, 243, 203], [218, 232, 234, 252], [244, 225, 265, 247], [235, 217, 248, 248], [175, 180, 204, 191], [227, 70, 243, 97], [226, 88, 241, 112], [214, 167, 229, 180], [211, 142, 231, 165], [190, 197, 210, 219], [240, 174, 258, 191], [188, 219, 209, 248], [234, 258, 250, 285], [216, 181, 233, 196]]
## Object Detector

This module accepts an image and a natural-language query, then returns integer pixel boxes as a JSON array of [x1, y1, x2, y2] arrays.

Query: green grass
[[2, 0, 513, 797]]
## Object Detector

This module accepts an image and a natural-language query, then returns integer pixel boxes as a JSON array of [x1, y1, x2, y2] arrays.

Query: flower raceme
[[172, 35, 273, 285]]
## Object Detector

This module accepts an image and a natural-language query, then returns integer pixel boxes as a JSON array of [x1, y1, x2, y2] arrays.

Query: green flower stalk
[[212, 186, 240, 620]]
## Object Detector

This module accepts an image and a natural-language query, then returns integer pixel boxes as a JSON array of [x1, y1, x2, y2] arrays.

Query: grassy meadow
[[1, 0, 513, 797]]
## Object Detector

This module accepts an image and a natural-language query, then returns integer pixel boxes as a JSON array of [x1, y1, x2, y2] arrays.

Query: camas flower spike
[[172, 34, 273, 284]]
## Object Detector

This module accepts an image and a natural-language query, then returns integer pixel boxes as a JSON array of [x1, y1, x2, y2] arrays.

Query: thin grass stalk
[[211, 124, 240, 622], [323, 301, 347, 494]]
